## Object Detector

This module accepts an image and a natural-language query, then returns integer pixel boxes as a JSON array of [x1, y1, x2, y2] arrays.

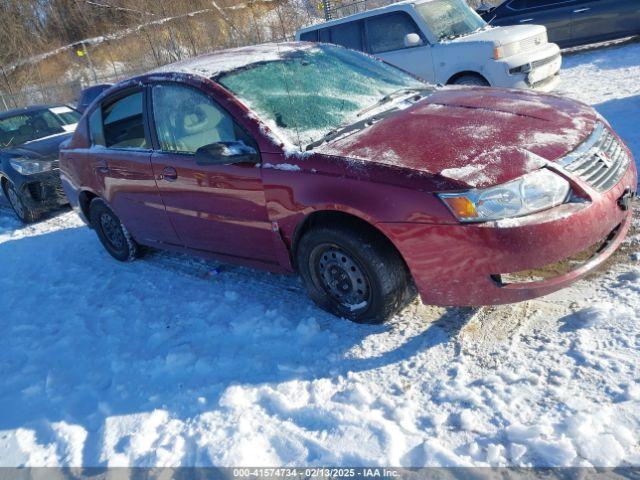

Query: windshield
[[217, 44, 428, 149], [0, 108, 76, 148], [416, 0, 487, 41]]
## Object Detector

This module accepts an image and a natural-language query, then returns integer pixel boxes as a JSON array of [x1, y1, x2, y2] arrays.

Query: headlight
[[494, 41, 521, 60], [438, 169, 570, 222], [9, 158, 54, 175]]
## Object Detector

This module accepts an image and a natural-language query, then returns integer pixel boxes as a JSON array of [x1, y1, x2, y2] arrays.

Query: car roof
[[81, 83, 112, 92], [151, 41, 314, 79], [297, 0, 433, 32], [0, 104, 70, 121]]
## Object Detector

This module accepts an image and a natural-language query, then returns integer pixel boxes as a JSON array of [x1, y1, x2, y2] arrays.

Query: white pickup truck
[[296, 0, 562, 91]]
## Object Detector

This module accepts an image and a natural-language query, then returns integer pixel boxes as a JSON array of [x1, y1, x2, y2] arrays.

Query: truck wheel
[[452, 74, 490, 86], [3, 180, 40, 223], [297, 225, 413, 324], [89, 198, 141, 262]]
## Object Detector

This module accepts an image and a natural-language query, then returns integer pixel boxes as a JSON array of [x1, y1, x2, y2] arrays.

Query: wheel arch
[[290, 209, 412, 276], [446, 70, 490, 85], [78, 190, 99, 224]]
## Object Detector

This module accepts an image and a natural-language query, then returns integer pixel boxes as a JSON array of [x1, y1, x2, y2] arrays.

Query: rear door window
[[102, 91, 149, 149], [366, 12, 423, 53], [330, 21, 364, 50], [299, 30, 318, 41]]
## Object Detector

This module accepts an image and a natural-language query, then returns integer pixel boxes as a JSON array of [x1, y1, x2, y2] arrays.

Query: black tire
[[89, 198, 141, 262], [297, 225, 414, 324], [3, 180, 40, 223], [451, 74, 490, 87]]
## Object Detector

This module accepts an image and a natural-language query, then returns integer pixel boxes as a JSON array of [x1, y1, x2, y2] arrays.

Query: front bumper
[[493, 43, 562, 92], [379, 161, 637, 307], [16, 170, 68, 211]]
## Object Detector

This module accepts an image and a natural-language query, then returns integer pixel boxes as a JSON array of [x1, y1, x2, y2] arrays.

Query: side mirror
[[195, 141, 258, 165], [404, 33, 424, 48]]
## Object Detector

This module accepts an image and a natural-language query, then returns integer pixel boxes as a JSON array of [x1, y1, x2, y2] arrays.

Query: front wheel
[[297, 225, 414, 324], [451, 74, 490, 87], [3, 180, 40, 223], [89, 198, 141, 262]]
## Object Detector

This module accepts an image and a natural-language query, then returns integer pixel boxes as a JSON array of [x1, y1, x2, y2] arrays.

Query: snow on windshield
[[217, 45, 427, 151], [416, 0, 486, 41]]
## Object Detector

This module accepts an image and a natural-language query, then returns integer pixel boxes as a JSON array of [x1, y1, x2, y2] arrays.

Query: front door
[[500, 0, 576, 47], [571, 0, 640, 45], [148, 83, 278, 264], [366, 12, 436, 83]]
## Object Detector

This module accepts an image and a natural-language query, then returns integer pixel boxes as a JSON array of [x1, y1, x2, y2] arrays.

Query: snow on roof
[[152, 42, 311, 79], [297, 0, 433, 32]]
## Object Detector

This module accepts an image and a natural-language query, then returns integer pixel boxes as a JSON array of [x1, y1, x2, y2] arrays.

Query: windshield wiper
[[306, 87, 432, 151], [356, 88, 426, 118]]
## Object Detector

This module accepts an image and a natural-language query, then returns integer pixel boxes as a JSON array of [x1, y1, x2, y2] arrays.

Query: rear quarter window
[[89, 108, 105, 147]]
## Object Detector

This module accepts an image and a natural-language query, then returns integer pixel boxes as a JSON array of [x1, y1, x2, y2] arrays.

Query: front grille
[[529, 73, 559, 90], [559, 123, 632, 192], [532, 52, 560, 69], [519, 34, 545, 52]]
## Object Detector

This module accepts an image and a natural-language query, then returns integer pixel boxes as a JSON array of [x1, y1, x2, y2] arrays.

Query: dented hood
[[319, 87, 598, 189]]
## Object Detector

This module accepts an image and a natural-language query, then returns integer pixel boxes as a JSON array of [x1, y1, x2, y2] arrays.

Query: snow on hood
[[450, 24, 546, 46], [152, 42, 312, 78], [318, 87, 597, 189]]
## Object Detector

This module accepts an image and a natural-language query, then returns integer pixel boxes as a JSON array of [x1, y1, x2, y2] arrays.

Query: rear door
[[88, 88, 181, 246], [498, 0, 576, 47], [364, 11, 435, 83], [570, 0, 640, 45], [148, 82, 278, 264]]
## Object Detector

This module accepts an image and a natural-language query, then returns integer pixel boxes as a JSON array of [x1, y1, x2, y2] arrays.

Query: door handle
[[573, 8, 590, 13], [96, 159, 109, 174], [519, 18, 534, 22], [161, 166, 178, 182]]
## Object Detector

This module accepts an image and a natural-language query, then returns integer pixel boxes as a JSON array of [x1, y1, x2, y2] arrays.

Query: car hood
[[318, 87, 597, 189], [1, 131, 72, 160], [450, 24, 546, 46]]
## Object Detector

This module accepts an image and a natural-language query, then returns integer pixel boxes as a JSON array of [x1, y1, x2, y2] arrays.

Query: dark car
[[76, 84, 112, 114], [479, 0, 640, 48], [0, 105, 81, 222], [60, 43, 636, 323]]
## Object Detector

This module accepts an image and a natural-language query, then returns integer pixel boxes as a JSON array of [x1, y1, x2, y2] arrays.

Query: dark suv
[[479, 0, 640, 48], [0, 105, 80, 222]]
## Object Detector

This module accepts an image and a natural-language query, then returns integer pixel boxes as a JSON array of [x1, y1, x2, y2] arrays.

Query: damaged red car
[[60, 43, 637, 323]]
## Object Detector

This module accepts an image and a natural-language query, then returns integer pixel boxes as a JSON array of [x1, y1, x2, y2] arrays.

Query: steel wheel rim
[[312, 244, 371, 311], [6, 185, 25, 219], [100, 212, 126, 250]]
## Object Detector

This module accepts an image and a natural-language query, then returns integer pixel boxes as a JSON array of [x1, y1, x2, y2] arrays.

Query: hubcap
[[314, 246, 370, 311], [6, 186, 25, 219], [100, 212, 126, 250]]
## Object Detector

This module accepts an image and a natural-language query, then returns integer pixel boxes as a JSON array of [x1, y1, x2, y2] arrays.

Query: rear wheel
[[451, 74, 490, 87], [297, 225, 413, 324], [3, 180, 39, 223], [89, 198, 141, 262]]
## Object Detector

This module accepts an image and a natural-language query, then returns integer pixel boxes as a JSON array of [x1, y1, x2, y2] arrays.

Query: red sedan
[[60, 42, 637, 323]]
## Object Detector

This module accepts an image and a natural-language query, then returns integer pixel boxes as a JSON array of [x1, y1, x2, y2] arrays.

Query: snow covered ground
[[1, 39, 639, 468]]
